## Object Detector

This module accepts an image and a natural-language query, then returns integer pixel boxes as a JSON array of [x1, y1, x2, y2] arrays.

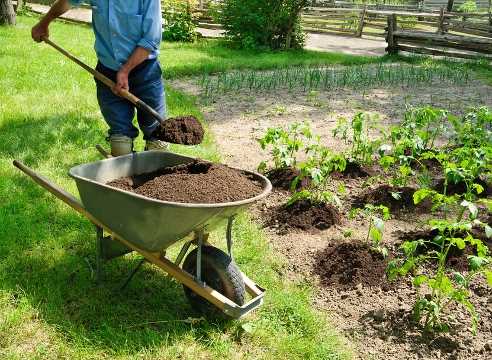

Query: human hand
[[31, 21, 49, 42], [113, 68, 130, 95]]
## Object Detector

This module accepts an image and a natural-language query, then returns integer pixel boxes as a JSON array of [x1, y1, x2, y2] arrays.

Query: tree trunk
[[16, 0, 23, 13], [285, 0, 309, 49], [446, 0, 454, 12], [0, 0, 16, 25]]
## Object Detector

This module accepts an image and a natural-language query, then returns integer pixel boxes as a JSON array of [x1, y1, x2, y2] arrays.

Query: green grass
[[161, 40, 383, 78], [0, 17, 352, 360]]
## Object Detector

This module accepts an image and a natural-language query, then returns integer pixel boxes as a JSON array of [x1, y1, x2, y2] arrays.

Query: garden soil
[[152, 115, 204, 145], [271, 199, 341, 232], [107, 160, 263, 203], [172, 75, 492, 359]]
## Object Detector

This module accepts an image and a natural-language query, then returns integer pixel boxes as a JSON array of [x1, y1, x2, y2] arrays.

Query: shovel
[[41, 37, 204, 145]]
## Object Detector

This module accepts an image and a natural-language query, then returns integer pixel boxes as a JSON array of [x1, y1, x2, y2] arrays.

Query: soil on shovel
[[107, 160, 263, 203], [152, 115, 204, 145], [271, 199, 341, 232]]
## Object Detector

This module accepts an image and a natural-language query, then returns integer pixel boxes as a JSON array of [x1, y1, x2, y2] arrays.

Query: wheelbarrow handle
[[12, 160, 101, 225], [41, 37, 164, 125]]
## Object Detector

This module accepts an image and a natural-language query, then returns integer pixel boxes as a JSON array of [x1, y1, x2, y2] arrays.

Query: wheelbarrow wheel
[[182, 245, 245, 318]]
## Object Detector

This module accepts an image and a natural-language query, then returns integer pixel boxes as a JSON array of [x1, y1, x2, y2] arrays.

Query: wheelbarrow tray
[[68, 151, 271, 253]]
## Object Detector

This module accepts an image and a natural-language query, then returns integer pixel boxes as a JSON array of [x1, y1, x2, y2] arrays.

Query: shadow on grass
[[0, 114, 232, 353]]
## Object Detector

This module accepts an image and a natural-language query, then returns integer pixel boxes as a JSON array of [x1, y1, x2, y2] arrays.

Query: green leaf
[[485, 225, 492, 239], [461, 200, 478, 219], [468, 255, 489, 271], [413, 188, 432, 205], [372, 217, 385, 233], [453, 272, 467, 287], [451, 237, 466, 250], [413, 274, 428, 287], [472, 183, 484, 195], [390, 191, 402, 200], [484, 270, 492, 286], [369, 227, 382, 243]]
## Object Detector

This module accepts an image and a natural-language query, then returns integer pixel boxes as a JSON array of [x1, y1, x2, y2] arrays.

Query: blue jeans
[[95, 59, 166, 140]]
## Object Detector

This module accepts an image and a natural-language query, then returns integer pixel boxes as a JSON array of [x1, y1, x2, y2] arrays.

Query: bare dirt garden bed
[[171, 71, 492, 360]]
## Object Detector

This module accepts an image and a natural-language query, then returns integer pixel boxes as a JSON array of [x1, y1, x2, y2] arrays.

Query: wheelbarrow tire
[[182, 245, 245, 319]]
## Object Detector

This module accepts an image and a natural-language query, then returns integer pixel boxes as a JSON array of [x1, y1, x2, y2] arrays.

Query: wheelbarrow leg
[[119, 258, 146, 291], [226, 216, 235, 260], [95, 226, 104, 283], [196, 229, 204, 284], [175, 241, 192, 266]]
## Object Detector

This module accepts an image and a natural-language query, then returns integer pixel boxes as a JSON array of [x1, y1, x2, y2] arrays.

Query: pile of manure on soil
[[270, 199, 341, 232], [265, 167, 309, 191], [314, 242, 390, 289], [107, 160, 263, 203], [352, 185, 426, 213], [331, 161, 372, 179], [151, 115, 204, 145], [395, 228, 492, 272], [433, 176, 492, 197]]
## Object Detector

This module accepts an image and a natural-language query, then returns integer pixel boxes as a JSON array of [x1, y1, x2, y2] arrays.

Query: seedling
[[257, 121, 313, 173], [388, 199, 492, 334], [350, 204, 391, 257], [288, 142, 347, 207], [333, 112, 382, 165]]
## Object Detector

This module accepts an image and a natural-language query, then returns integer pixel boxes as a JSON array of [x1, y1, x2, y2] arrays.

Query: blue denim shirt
[[69, 0, 162, 70]]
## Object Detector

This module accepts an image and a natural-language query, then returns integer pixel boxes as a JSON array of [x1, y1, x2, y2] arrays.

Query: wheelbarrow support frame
[[13, 160, 265, 319]]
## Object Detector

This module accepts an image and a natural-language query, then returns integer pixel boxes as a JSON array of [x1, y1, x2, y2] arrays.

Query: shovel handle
[[42, 37, 164, 124]]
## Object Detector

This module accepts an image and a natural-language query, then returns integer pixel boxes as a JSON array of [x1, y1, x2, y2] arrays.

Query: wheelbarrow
[[13, 150, 272, 318]]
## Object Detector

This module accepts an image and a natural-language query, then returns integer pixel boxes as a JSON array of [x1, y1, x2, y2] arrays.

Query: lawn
[[0, 16, 352, 360]]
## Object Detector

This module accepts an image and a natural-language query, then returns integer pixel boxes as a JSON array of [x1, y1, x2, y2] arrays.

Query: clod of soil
[[352, 185, 426, 213], [315, 242, 390, 289], [271, 199, 341, 232], [265, 167, 309, 190], [151, 115, 204, 145], [332, 161, 372, 179], [107, 160, 263, 203]]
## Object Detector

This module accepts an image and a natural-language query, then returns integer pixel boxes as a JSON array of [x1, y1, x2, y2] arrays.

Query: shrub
[[163, 0, 198, 42], [456, 0, 478, 13], [216, 0, 308, 50]]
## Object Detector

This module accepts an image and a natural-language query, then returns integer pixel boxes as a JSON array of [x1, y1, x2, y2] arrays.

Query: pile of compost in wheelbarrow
[[151, 115, 204, 145], [107, 160, 263, 203]]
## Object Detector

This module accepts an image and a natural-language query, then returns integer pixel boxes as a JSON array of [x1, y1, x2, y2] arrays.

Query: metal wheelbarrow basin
[[13, 150, 272, 319]]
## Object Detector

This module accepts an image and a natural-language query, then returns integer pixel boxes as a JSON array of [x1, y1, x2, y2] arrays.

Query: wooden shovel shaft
[[42, 37, 164, 124]]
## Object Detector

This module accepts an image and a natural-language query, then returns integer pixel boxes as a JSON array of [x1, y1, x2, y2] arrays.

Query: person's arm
[[31, 0, 75, 42], [113, 0, 162, 95], [113, 47, 150, 95]]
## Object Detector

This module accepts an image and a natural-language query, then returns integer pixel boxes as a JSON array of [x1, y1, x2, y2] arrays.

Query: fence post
[[489, 0, 491, 26], [437, 7, 445, 34], [386, 14, 398, 55], [356, 5, 367, 37]]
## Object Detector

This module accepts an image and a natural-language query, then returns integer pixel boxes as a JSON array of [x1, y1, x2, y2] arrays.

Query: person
[[31, 0, 167, 156]]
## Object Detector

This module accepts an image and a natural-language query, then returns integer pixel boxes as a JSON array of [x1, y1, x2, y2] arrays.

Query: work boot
[[109, 134, 133, 157], [145, 139, 169, 151]]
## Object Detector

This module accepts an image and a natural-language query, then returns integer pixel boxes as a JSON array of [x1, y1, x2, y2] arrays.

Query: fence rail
[[385, 13, 492, 59]]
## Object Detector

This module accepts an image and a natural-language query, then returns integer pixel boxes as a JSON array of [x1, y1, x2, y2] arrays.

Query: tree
[[0, 0, 16, 25]]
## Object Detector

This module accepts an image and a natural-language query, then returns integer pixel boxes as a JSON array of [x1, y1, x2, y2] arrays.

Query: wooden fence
[[385, 13, 492, 59], [194, 5, 492, 38], [302, 6, 491, 37]]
